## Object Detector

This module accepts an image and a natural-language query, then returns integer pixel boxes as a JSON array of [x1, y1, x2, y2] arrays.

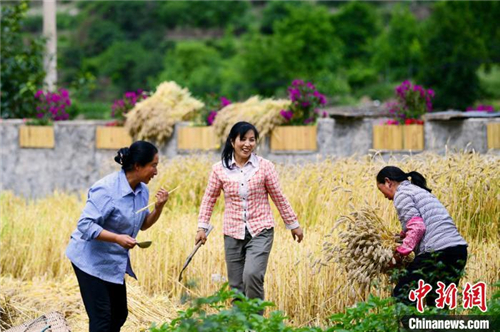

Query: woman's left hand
[[291, 227, 304, 243], [154, 188, 169, 210]]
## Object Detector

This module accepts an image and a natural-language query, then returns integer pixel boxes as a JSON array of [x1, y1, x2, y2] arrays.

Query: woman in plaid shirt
[[195, 122, 304, 302]]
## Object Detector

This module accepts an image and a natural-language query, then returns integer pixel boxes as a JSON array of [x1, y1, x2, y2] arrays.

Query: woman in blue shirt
[[66, 141, 168, 332]]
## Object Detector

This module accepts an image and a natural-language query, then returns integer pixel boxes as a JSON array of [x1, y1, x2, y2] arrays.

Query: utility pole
[[43, 0, 57, 91]]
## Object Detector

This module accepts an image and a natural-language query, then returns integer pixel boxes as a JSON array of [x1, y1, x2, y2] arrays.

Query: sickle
[[178, 224, 214, 282]]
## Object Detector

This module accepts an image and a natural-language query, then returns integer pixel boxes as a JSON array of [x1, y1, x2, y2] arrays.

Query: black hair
[[376, 166, 432, 193], [114, 140, 158, 172], [222, 122, 259, 169]]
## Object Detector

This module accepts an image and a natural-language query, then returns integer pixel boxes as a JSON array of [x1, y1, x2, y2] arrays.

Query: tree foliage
[[372, 4, 423, 81], [1, 0, 46, 119], [332, 1, 381, 64], [158, 1, 252, 30], [241, 4, 345, 97], [84, 41, 163, 99], [154, 41, 224, 97], [11, 0, 500, 116], [419, 1, 488, 110]]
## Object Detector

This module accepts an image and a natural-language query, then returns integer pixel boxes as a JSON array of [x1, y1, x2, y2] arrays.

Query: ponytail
[[407, 171, 432, 193], [376, 166, 432, 193], [114, 141, 158, 172]]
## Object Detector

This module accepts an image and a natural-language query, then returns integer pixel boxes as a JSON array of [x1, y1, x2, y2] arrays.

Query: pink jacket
[[198, 157, 299, 239]]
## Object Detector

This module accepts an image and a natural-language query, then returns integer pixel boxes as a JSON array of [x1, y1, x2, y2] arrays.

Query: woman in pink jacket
[[195, 121, 304, 302]]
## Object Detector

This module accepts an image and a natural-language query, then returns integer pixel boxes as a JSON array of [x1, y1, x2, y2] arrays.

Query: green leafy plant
[[149, 283, 293, 332], [1, 0, 46, 119], [149, 281, 500, 332]]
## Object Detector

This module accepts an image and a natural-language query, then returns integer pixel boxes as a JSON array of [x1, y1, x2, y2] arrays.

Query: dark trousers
[[393, 245, 468, 308], [72, 264, 128, 332], [224, 228, 274, 301]]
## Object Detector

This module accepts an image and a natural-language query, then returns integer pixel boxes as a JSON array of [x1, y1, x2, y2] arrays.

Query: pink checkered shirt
[[198, 156, 299, 239]]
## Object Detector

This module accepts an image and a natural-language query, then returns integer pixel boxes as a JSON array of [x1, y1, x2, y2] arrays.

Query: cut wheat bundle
[[320, 207, 414, 287]]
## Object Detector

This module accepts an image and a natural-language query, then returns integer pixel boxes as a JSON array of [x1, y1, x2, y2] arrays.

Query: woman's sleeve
[[198, 167, 223, 229], [393, 192, 425, 256], [77, 186, 114, 241], [396, 217, 426, 256], [264, 162, 299, 229]]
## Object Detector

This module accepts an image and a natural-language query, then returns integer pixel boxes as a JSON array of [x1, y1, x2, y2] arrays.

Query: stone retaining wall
[[1, 117, 498, 197]]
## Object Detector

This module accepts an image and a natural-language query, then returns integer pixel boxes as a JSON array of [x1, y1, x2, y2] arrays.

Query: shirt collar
[[119, 170, 142, 197], [230, 153, 258, 169]]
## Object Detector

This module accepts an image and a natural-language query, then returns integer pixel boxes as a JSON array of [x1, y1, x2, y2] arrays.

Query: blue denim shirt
[[66, 170, 149, 284]]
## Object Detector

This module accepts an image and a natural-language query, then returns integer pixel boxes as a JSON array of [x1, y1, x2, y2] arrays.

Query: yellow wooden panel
[[373, 125, 403, 150], [19, 126, 55, 148], [270, 126, 317, 151], [96, 126, 132, 149], [487, 122, 500, 149], [403, 124, 424, 150], [177, 126, 219, 150]]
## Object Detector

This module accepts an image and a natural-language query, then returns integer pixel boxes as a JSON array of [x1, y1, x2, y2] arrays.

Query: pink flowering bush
[[280, 80, 328, 126], [31, 89, 71, 125], [386, 80, 434, 125], [466, 104, 495, 112], [110, 90, 149, 125], [197, 93, 231, 126], [384, 118, 424, 125]]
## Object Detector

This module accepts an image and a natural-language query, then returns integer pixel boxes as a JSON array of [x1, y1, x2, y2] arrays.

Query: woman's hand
[[115, 234, 137, 249], [291, 227, 304, 243], [154, 188, 169, 210], [195, 229, 207, 245]]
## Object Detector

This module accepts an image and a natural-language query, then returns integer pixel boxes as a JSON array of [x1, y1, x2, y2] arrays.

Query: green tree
[[468, 1, 500, 68], [158, 1, 251, 30], [260, 1, 308, 35], [372, 4, 423, 81], [1, 0, 46, 119], [77, 2, 162, 41], [84, 41, 163, 99], [153, 41, 225, 97], [419, 1, 488, 110], [240, 31, 286, 96], [241, 4, 346, 97], [331, 1, 381, 89], [332, 1, 381, 64]]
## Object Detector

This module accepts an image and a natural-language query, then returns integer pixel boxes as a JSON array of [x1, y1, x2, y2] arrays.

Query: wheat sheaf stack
[[321, 207, 410, 287], [212, 96, 291, 141], [125, 81, 204, 144]]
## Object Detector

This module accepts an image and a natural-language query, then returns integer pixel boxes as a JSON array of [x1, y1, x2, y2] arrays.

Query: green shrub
[[1, 0, 46, 119], [150, 282, 500, 332], [70, 101, 111, 120]]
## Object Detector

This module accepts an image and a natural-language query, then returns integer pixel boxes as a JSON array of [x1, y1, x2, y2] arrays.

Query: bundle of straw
[[0, 276, 180, 332], [126, 81, 204, 144], [212, 96, 290, 141], [321, 207, 404, 286]]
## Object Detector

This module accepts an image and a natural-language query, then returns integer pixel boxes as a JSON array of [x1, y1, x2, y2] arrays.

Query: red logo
[[463, 282, 487, 312], [409, 279, 433, 313], [435, 282, 458, 309]]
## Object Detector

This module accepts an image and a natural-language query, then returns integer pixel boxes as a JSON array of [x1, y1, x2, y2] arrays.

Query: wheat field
[[1, 152, 499, 331]]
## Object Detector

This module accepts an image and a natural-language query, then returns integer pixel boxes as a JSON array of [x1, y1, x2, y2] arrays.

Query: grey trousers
[[224, 228, 274, 300]]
